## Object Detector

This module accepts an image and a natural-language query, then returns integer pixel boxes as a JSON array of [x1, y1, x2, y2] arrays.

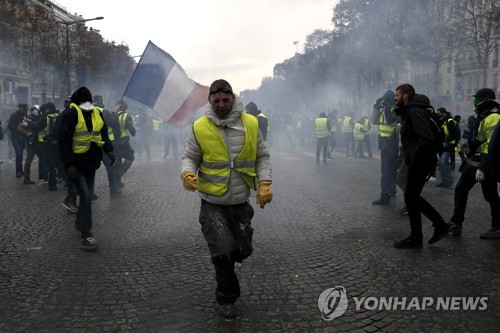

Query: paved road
[[1, 142, 499, 332]]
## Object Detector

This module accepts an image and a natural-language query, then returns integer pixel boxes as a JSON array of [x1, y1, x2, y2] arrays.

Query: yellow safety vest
[[342, 116, 353, 133], [95, 106, 114, 141], [193, 113, 258, 196], [378, 112, 396, 138], [477, 113, 500, 154], [363, 118, 371, 135], [315, 117, 329, 138], [117, 111, 129, 138], [443, 118, 457, 145], [354, 122, 365, 140], [38, 113, 58, 142], [71, 103, 104, 153]]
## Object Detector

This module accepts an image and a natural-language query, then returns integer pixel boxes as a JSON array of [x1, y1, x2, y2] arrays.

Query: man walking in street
[[393, 84, 450, 249], [180, 79, 273, 318]]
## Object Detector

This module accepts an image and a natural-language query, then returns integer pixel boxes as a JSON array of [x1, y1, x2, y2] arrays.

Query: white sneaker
[[428, 177, 436, 182]]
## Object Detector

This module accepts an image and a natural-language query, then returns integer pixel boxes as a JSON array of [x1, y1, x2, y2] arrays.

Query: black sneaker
[[372, 198, 390, 205], [80, 237, 99, 251], [429, 224, 450, 244], [91, 193, 98, 200], [449, 223, 462, 237], [62, 201, 78, 214], [23, 178, 35, 184], [394, 237, 423, 249], [479, 227, 500, 239], [219, 304, 238, 318]]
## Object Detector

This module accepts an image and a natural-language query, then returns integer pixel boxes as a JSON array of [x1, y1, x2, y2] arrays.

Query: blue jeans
[[74, 169, 96, 238], [103, 153, 120, 194], [438, 151, 453, 184]]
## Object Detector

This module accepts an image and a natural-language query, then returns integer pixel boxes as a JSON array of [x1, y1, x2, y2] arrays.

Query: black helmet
[[473, 88, 496, 100]]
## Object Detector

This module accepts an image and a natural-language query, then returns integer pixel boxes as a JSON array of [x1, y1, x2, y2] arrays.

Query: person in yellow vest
[[371, 90, 399, 205], [181, 79, 273, 318], [449, 88, 500, 239], [435, 107, 458, 188], [59, 87, 115, 251], [113, 99, 136, 178], [341, 112, 355, 156], [353, 116, 367, 159], [315, 112, 331, 164]]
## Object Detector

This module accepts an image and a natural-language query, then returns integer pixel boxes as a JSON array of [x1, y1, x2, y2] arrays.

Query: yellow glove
[[256, 180, 273, 208], [181, 171, 199, 192]]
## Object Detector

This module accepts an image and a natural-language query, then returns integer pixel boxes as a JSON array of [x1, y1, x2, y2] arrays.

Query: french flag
[[123, 41, 209, 127]]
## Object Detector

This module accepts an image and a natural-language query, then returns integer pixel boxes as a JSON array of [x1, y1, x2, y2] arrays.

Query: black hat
[[18, 103, 28, 112], [473, 88, 496, 100], [71, 87, 93, 105], [209, 79, 233, 95], [245, 101, 259, 116]]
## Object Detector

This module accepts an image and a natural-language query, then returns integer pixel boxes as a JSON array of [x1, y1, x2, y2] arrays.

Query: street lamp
[[58, 16, 104, 94]]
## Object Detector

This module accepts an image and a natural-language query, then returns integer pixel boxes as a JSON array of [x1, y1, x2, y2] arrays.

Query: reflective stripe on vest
[[477, 113, 500, 154], [378, 113, 396, 137], [315, 117, 329, 138], [71, 103, 104, 153], [193, 113, 258, 196]]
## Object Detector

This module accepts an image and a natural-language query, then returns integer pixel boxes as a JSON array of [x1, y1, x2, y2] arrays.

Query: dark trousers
[[380, 140, 399, 199], [164, 133, 178, 160], [11, 136, 25, 176], [405, 155, 447, 241], [199, 200, 254, 304], [24, 141, 42, 180], [450, 172, 500, 228], [74, 169, 96, 238], [364, 134, 373, 157], [42, 143, 59, 188], [316, 136, 328, 162]]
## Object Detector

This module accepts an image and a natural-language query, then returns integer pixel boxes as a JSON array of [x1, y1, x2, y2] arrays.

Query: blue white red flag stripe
[[123, 41, 208, 127]]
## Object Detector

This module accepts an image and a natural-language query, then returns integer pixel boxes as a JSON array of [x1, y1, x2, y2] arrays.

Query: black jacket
[[398, 94, 435, 166], [59, 107, 113, 171]]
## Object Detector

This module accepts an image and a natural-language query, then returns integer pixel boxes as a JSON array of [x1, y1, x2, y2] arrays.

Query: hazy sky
[[61, 0, 337, 94]]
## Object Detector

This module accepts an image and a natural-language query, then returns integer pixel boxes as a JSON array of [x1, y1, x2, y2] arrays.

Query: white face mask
[[80, 102, 93, 111]]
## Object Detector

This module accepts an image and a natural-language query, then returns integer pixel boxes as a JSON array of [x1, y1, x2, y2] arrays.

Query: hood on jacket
[[206, 95, 245, 126]]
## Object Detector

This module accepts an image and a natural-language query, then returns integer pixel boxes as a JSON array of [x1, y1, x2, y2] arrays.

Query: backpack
[[427, 108, 447, 153]]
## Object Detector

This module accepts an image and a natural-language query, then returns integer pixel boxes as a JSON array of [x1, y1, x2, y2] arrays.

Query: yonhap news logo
[[318, 286, 348, 321], [318, 286, 488, 321]]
